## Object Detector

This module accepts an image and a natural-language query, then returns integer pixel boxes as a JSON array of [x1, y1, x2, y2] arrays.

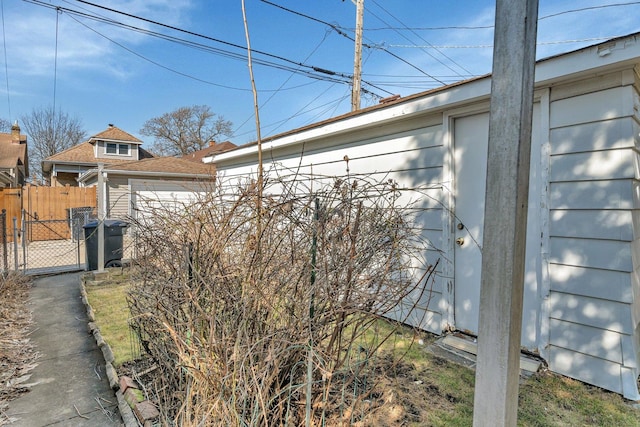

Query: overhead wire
[[538, 1, 640, 20], [367, 0, 471, 76], [68, 0, 390, 96], [24, 0, 390, 97], [53, 7, 60, 112], [1, 0, 11, 121], [259, 0, 446, 85], [388, 35, 628, 49], [339, 1, 640, 31], [234, 29, 334, 136]]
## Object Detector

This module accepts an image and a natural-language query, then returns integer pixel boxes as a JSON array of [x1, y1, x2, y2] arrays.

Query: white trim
[[538, 88, 552, 361], [441, 112, 454, 331], [79, 169, 213, 183], [442, 102, 491, 332], [207, 34, 640, 169]]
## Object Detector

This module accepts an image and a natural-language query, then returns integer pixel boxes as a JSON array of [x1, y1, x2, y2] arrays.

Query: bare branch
[[139, 105, 232, 156], [19, 106, 86, 182]]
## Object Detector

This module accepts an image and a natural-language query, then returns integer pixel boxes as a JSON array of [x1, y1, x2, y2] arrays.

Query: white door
[[453, 112, 489, 334]]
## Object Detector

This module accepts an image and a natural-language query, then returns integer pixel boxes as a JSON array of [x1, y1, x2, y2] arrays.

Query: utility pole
[[472, 0, 539, 426], [351, 0, 364, 111], [97, 163, 105, 272]]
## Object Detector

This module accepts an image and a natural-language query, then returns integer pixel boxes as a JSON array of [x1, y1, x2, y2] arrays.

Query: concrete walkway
[[6, 273, 122, 426]]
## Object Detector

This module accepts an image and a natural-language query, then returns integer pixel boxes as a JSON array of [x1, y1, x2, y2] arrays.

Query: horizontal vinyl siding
[[107, 176, 130, 220], [549, 237, 632, 272], [549, 264, 632, 303], [630, 85, 640, 399], [549, 210, 634, 241], [549, 346, 625, 395], [547, 82, 640, 399], [549, 179, 639, 210], [218, 124, 446, 333]]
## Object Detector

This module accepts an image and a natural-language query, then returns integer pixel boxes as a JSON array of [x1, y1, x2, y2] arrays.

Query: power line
[[260, 0, 446, 85], [24, 0, 389, 97], [367, 0, 471, 77], [53, 7, 60, 112], [339, 1, 640, 31], [68, 0, 389, 94], [539, 1, 640, 20], [1, 0, 11, 121], [388, 35, 627, 49], [234, 30, 334, 135]]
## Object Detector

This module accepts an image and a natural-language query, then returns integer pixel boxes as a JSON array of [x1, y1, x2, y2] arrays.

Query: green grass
[[85, 275, 640, 425], [350, 318, 640, 426], [85, 279, 140, 367]]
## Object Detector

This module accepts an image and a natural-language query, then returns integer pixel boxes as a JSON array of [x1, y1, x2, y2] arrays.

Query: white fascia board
[[52, 164, 92, 174], [209, 33, 640, 167], [78, 169, 98, 183], [101, 170, 213, 180], [210, 77, 492, 165], [534, 34, 640, 85], [90, 137, 143, 145]]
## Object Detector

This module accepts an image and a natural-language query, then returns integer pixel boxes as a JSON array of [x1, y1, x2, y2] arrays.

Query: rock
[[119, 376, 139, 393], [106, 362, 119, 390], [124, 388, 145, 407], [134, 400, 160, 424]]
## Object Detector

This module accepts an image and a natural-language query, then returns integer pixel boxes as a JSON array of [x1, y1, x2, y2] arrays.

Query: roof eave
[[78, 168, 214, 183]]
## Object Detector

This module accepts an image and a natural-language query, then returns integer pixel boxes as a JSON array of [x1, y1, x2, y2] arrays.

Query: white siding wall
[[217, 120, 446, 333], [106, 176, 130, 219], [213, 65, 640, 398], [546, 71, 640, 399]]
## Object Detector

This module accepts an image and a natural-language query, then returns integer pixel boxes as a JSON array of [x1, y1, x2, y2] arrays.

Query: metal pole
[[97, 163, 105, 272], [472, 0, 539, 426], [21, 210, 26, 272], [351, 0, 364, 111], [1, 209, 7, 272], [12, 217, 18, 271]]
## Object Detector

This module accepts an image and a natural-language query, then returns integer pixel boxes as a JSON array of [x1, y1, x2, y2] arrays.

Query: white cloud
[[4, 0, 193, 80]]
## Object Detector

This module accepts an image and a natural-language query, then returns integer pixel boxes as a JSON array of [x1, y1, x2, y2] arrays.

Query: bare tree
[[0, 118, 10, 132], [140, 105, 232, 156], [20, 106, 86, 182]]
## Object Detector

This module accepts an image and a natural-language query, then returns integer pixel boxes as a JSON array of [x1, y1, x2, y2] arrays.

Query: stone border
[[80, 270, 159, 427]]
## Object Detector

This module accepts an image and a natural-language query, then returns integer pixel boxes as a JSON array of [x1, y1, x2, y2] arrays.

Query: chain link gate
[[9, 208, 97, 275]]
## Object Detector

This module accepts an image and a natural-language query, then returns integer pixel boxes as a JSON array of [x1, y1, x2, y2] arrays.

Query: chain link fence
[[2, 208, 98, 275]]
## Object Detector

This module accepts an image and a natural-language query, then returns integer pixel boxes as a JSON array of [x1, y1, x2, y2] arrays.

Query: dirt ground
[[0, 274, 38, 426]]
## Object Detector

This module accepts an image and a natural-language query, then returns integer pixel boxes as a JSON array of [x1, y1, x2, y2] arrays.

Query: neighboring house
[[0, 122, 28, 187], [182, 141, 236, 163], [205, 32, 640, 399], [77, 156, 215, 221], [42, 124, 153, 187]]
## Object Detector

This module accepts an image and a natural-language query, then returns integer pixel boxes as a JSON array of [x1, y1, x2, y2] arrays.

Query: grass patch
[[89, 274, 640, 425], [85, 277, 139, 367], [349, 319, 639, 426]]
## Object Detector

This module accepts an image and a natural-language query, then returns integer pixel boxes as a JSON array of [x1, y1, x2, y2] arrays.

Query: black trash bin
[[83, 219, 129, 270]]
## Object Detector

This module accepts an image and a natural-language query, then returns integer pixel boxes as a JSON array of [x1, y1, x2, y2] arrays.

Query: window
[[106, 143, 117, 154], [105, 143, 130, 156]]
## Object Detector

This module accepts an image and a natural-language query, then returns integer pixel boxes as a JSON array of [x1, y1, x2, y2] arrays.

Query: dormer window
[[106, 143, 130, 156]]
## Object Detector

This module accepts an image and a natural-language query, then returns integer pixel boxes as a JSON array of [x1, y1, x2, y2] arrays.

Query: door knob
[[456, 237, 465, 246]]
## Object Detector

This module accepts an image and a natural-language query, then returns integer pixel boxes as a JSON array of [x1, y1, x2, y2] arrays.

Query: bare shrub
[[128, 173, 437, 426]]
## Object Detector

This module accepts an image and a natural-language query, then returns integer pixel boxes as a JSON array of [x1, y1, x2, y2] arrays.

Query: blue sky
[[2, 0, 640, 146]]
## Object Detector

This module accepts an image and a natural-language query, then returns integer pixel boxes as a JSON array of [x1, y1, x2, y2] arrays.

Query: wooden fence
[[0, 185, 97, 242]]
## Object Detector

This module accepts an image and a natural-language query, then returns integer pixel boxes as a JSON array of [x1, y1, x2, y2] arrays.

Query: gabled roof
[[102, 156, 214, 174], [182, 141, 236, 163], [77, 156, 215, 183], [0, 132, 27, 170], [89, 125, 142, 144], [42, 142, 154, 172]]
